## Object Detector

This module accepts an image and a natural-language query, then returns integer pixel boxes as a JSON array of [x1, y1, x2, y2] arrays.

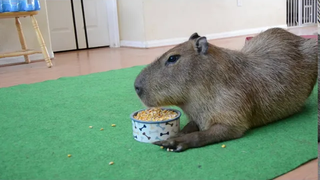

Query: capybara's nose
[[134, 82, 143, 96], [134, 74, 144, 96], [135, 86, 141, 95]]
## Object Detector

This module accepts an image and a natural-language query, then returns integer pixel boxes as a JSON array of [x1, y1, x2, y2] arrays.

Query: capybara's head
[[134, 33, 210, 107]]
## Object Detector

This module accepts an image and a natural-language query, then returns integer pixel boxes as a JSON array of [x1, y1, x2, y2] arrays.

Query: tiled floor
[[0, 26, 318, 179]]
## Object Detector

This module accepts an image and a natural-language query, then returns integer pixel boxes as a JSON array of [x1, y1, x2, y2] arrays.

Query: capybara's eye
[[165, 55, 181, 66]]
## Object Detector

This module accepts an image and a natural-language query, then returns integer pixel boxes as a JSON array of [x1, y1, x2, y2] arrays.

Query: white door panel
[[83, 0, 110, 48], [47, 0, 110, 51], [46, 0, 77, 52]]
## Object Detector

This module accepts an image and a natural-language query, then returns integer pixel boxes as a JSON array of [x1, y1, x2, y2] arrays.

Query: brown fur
[[318, 34, 320, 142], [134, 28, 318, 152]]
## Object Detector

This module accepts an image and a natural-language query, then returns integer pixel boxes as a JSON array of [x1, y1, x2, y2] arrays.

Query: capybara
[[134, 28, 318, 152]]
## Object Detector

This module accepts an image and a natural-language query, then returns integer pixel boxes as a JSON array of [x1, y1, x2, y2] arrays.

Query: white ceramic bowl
[[130, 108, 181, 143]]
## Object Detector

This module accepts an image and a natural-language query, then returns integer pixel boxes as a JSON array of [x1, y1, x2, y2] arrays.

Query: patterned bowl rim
[[130, 108, 181, 124]]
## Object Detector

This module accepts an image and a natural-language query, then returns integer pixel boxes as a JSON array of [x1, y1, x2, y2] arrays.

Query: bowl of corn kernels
[[130, 107, 181, 143]]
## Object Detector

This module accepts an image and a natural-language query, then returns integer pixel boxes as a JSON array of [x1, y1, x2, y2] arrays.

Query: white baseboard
[[0, 51, 54, 65], [120, 24, 288, 48], [120, 41, 147, 48]]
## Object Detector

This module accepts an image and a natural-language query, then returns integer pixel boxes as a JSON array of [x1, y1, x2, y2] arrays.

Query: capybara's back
[[241, 28, 317, 127]]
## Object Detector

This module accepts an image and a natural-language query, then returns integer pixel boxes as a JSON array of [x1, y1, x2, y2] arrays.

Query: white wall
[[117, 0, 145, 42], [118, 0, 287, 48], [0, 0, 288, 60], [0, 0, 53, 65]]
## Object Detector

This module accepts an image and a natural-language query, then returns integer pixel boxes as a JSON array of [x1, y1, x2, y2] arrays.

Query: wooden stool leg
[[15, 17, 30, 64], [30, 15, 53, 68]]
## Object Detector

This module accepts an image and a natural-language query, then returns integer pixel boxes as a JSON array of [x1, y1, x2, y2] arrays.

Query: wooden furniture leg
[[15, 17, 30, 64], [30, 15, 53, 68]]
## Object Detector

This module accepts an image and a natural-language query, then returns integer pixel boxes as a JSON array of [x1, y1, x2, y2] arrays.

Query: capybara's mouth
[[139, 98, 158, 108]]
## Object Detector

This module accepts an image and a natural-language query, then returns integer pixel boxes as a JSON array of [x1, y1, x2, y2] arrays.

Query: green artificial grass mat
[[0, 65, 318, 180]]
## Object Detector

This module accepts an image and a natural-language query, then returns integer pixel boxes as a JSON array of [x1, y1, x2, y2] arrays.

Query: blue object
[[0, 0, 3, 13], [19, 0, 28, 11], [2, 0, 12, 12], [11, 0, 18, 11], [2, 0, 19, 12], [0, 0, 40, 13], [19, 0, 35, 11], [34, 0, 40, 10]]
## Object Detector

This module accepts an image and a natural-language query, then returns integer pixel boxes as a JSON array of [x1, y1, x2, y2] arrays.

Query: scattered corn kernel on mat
[[0, 65, 318, 180]]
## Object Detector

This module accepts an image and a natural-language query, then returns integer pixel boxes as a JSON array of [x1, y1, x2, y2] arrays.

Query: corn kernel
[[109, 161, 114, 165], [68, 154, 71, 157], [134, 108, 178, 122], [100, 128, 104, 131], [111, 124, 116, 127], [89, 126, 93, 129], [160, 146, 164, 149], [221, 144, 226, 148]]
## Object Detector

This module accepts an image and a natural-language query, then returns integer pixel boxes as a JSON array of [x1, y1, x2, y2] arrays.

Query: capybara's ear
[[189, 32, 200, 40], [195, 36, 208, 54]]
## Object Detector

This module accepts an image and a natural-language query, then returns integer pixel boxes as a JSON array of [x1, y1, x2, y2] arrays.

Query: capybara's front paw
[[166, 132, 185, 140], [153, 138, 189, 152]]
